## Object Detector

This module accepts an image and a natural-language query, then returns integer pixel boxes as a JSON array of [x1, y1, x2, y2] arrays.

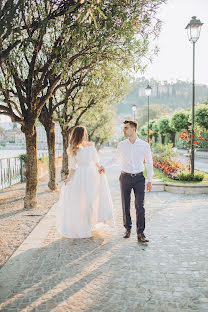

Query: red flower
[[182, 131, 187, 134], [199, 138, 204, 141]]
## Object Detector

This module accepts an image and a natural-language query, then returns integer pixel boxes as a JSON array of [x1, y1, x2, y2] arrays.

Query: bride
[[56, 125, 113, 238]]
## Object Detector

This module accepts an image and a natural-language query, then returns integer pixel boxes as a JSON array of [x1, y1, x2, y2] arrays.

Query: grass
[[144, 167, 208, 184], [38, 156, 49, 162]]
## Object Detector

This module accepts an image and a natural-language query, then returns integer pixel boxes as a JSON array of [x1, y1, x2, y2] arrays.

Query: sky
[[144, 0, 208, 85]]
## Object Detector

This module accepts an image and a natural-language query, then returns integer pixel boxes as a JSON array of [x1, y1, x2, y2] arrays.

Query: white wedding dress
[[56, 144, 113, 238]]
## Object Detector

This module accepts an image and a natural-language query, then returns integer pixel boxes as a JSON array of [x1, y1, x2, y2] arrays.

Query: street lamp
[[185, 16, 203, 175], [145, 84, 152, 144], [132, 104, 137, 120]]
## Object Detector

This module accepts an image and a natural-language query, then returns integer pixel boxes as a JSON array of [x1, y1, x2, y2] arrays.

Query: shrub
[[177, 172, 204, 182], [19, 154, 27, 163], [152, 143, 177, 161]]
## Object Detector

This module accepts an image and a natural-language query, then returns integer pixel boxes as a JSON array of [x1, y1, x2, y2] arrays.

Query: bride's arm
[[96, 162, 102, 170], [91, 144, 104, 174], [64, 153, 77, 183]]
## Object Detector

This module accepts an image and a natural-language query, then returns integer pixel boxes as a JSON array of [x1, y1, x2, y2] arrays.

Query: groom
[[99, 120, 153, 243]]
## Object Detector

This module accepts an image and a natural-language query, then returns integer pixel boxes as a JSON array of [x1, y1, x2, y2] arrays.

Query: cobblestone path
[[0, 148, 208, 312]]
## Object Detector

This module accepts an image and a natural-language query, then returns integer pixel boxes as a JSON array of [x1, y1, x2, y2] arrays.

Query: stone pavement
[[0, 148, 208, 312]]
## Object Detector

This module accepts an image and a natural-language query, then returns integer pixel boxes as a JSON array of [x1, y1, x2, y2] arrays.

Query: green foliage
[[19, 154, 27, 163], [152, 168, 207, 184], [78, 64, 121, 148], [177, 172, 204, 182], [119, 77, 208, 114], [153, 143, 177, 161], [149, 120, 159, 140], [158, 118, 171, 135], [139, 125, 147, 139], [1, 0, 165, 128], [171, 112, 190, 131], [137, 104, 171, 128], [38, 157, 49, 162], [195, 104, 208, 131], [83, 104, 116, 149], [151, 120, 159, 134]]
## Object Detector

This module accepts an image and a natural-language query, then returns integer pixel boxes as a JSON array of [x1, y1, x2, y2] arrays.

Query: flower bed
[[153, 155, 204, 182], [153, 155, 185, 180]]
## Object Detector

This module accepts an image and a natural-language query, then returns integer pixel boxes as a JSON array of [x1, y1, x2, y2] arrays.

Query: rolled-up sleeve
[[144, 144, 153, 182], [102, 143, 121, 168]]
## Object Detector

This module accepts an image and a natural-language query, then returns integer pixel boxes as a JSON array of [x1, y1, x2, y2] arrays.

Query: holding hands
[[147, 182, 152, 192], [64, 178, 70, 184], [98, 165, 105, 174]]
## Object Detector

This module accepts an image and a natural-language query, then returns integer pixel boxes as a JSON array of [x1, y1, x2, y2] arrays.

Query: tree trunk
[[24, 123, 38, 208], [161, 135, 165, 144], [170, 132, 176, 147], [39, 104, 57, 191], [46, 122, 56, 190], [154, 135, 158, 143], [61, 130, 70, 179]]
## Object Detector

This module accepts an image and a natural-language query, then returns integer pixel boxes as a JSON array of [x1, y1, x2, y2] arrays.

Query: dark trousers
[[119, 172, 145, 234]]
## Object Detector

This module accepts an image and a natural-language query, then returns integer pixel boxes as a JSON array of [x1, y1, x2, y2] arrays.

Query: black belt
[[121, 171, 143, 177]]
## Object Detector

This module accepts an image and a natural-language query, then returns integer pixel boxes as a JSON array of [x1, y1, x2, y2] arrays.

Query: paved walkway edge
[[0, 204, 57, 300], [151, 180, 208, 194]]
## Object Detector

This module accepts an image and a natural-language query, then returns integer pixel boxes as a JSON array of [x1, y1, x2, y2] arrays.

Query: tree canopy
[[195, 103, 208, 131]]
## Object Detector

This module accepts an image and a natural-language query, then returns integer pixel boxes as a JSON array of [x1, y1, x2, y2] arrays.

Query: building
[[0, 121, 62, 149]]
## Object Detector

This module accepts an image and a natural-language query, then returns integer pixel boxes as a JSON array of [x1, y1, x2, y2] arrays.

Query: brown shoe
[[123, 229, 131, 238], [137, 233, 149, 243]]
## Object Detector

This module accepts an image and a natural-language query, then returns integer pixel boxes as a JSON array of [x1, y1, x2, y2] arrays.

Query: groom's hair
[[123, 120, 138, 130]]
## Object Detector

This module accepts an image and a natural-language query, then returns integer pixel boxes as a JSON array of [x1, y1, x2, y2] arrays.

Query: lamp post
[[132, 104, 137, 120], [145, 84, 152, 144], [185, 16, 203, 175]]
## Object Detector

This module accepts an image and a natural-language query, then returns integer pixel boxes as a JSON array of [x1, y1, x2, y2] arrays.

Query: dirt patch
[[0, 165, 62, 268]]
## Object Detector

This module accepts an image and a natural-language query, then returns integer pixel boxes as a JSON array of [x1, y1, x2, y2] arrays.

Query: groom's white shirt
[[103, 137, 153, 182]]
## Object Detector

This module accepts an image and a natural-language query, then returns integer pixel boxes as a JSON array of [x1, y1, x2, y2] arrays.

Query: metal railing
[[0, 150, 63, 190], [0, 157, 22, 190], [37, 149, 62, 158]]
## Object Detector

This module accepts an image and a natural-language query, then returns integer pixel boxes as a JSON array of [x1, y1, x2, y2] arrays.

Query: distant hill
[[118, 78, 208, 114]]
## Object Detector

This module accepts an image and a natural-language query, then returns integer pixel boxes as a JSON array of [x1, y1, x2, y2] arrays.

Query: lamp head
[[185, 16, 203, 43], [145, 84, 152, 97]]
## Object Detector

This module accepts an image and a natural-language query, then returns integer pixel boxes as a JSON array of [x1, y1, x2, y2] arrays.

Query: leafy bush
[[177, 171, 204, 182], [19, 154, 27, 163], [195, 104, 208, 131], [152, 143, 177, 161]]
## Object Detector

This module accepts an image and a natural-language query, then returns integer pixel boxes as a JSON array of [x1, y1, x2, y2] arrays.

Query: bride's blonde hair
[[69, 126, 87, 156]]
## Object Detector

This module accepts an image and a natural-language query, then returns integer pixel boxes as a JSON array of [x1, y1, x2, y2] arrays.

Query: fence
[[37, 149, 62, 158], [0, 157, 22, 190], [0, 150, 62, 190]]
